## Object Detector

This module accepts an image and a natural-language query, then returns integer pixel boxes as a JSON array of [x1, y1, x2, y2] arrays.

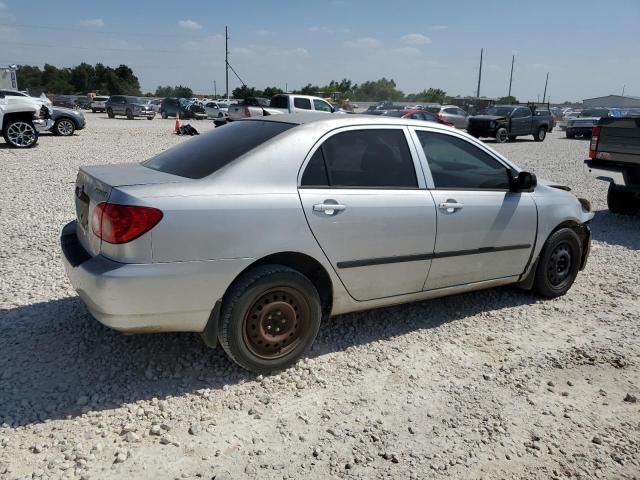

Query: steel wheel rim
[[498, 129, 508, 142], [7, 122, 36, 147], [547, 242, 572, 286], [57, 120, 74, 135], [242, 287, 309, 360], [539, 129, 546, 140]]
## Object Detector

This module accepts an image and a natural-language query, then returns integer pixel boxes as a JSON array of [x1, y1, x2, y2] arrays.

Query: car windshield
[[143, 120, 296, 179], [483, 106, 514, 116], [580, 109, 609, 117], [126, 96, 147, 104]]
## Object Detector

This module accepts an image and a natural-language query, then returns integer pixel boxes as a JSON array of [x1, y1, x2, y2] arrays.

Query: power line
[[0, 22, 212, 39], [3, 40, 186, 54]]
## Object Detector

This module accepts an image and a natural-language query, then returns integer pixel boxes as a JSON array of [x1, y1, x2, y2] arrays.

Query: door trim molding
[[337, 244, 531, 269]]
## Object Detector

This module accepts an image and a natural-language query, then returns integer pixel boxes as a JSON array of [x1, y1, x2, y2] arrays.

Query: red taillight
[[244, 106, 251, 117], [436, 113, 444, 120], [589, 126, 601, 158], [92, 202, 163, 244]]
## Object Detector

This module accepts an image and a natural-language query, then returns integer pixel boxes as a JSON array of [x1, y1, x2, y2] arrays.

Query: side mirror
[[513, 171, 537, 191]]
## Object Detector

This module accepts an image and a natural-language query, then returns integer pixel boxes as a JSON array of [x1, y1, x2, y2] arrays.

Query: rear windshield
[[382, 110, 405, 117], [580, 109, 609, 117], [142, 120, 295, 179]]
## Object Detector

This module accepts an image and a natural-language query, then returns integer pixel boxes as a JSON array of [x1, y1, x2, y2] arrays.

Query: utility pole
[[508, 55, 514, 98], [225, 26, 229, 100], [542, 72, 549, 103], [285, 82, 288, 93], [214, 80, 217, 98], [622, 85, 626, 96], [476, 48, 483, 98]]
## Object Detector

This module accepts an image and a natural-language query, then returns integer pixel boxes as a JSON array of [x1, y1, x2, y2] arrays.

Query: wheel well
[[56, 116, 77, 126], [233, 252, 333, 315], [2, 112, 34, 130], [549, 220, 590, 268]]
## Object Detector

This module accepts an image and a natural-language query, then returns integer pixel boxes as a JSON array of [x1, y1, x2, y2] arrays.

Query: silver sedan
[[61, 114, 594, 373]]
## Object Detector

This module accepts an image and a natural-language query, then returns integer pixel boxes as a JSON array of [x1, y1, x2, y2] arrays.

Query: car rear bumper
[[135, 111, 155, 118], [584, 159, 630, 187], [60, 220, 252, 333]]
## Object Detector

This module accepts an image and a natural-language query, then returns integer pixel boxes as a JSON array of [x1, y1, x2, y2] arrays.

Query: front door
[[413, 129, 537, 290], [298, 127, 437, 301], [510, 107, 533, 136]]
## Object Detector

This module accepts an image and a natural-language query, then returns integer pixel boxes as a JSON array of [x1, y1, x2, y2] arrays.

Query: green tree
[[232, 85, 258, 99], [70, 63, 95, 94], [155, 85, 174, 97], [497, 95, 518, 104], [351, 78, 404, 101], [173, 85, 193, 98], [262, 86, 284, 98]]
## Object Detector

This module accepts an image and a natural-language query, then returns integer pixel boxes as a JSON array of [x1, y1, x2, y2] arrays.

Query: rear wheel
[[607, 184, 640, 215], [161, 111, 168, 119], [146, 116, 153, 120], [126, 109, 134, 120], [3, 119, 38, 148], [533, 228, 581, 298], [495, 127, 508, 143], [566, 130, 575, 139], [91, 108, 97, 113], [218, 265, 322, 374], [534, 126, 547, 142], [107, 108, 115, 118]]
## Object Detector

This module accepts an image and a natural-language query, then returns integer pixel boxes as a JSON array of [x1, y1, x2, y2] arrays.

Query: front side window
[[301, 129, 417, 188], [313, 99, 332, 112], [512, 108, 531, 118], [417, 131, 511, 190], [293, 97, 312, 110]]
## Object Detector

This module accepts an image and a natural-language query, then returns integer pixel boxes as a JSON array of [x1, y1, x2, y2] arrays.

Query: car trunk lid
[[74, 163, 185, 256], [596, 117, 640, 165]]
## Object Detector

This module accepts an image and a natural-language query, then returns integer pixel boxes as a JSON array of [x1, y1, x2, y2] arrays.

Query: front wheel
[[495, 127, 508, 143], [533, 228, 581, 298], [566, 130, 575, 139], [126, 109, 134, 120], [3, 120, 38, 148], [146, 116, 154, 120], [53, 118, 76, 136], [107, 108, 115, 118], [534, 126, 547, 142], [161, 111, 168, 119], [218, 265, 322, 374], [607, 184, 640, 215]]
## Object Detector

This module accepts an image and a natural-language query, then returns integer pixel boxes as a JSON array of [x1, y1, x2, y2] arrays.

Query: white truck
[[227, 94, 335, 121], [0, 91, 54, 148]]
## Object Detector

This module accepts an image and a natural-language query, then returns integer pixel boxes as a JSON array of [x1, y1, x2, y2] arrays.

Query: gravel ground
[[1, 115, 638, 480]]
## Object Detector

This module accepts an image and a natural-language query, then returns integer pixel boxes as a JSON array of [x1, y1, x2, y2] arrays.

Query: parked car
[[90, 96, 109, 113], [584, 115, 640, 215], [203, 101, 228, 119], [377, 109, 454, 126], [106, 96, 155, 120], [467, 104, 552, 143], [0, 90, 53, 148], [49, 106, 86, 136], [227, 95, 334, 121], [159, 97, 206, 120], [60, 114, 593, 374], [565, 108, 625, 138], [423, 105, 469, 129], [50, 95, 79, 110], [75, 97, 92, 110]]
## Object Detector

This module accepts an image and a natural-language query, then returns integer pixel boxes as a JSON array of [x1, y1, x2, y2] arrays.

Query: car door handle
[[313, 202, 346, 215], [438, 201, 464, 213]]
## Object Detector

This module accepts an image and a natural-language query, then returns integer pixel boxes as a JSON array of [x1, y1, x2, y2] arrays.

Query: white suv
[[90, 96, 109, 113], [0, 90, 53, 148]]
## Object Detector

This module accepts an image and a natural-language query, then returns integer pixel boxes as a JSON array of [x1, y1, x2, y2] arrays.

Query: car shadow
[[590, 209, 639, 250], [483, 138, 535, 144], [0, 287, 538, 427]]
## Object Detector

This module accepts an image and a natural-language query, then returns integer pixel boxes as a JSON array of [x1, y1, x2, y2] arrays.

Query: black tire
[[146, 116, 154, 120], [566, 130, 575, 139], [3, 119, 38, 148], [91, 108, 97, 113], [126, 109, 134, 120], [534, 126, 547, 142], [107, 108, 115, 118], [53, 118, 76, 136], [495, 127, 508, 143], [161, 111, 168, 119], [218, 265, 322, 374], [533, 228, 582, 298], [607, 184, 640, 215]]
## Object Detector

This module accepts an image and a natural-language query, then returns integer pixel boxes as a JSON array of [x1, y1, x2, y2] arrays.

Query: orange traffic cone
[[175, 112, 181, 133]]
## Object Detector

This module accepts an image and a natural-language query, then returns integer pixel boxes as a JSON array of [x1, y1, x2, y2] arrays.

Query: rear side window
[[143, 121, 295, 179], [270, 96, 288, 108], [417, 131, 510, 190], [294, 97, 312, 110], [301, 129, 417, 188]]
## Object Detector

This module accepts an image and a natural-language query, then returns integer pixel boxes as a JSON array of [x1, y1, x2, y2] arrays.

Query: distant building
[[582, 95, 640, 108]]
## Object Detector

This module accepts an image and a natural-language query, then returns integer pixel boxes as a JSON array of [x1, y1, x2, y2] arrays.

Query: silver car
[[60, 114, 593, 373], [426, 105, 469, 129]]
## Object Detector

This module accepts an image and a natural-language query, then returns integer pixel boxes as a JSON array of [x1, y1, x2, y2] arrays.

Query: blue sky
[[1, 0, 638, 101]]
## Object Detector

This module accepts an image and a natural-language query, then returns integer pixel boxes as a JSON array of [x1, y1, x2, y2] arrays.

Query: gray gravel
[[1, 115, 639, 480]]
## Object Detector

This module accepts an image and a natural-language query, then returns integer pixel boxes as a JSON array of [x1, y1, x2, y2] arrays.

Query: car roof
[[245, 113, 451, 131]]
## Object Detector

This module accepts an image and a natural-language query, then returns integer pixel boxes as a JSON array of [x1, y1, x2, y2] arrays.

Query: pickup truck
[[565, 108, 625, 138], [584, 116, 640, 215], [0, 90, 53, 148], [467, 104, 552, 143], [227, 94, 335, 121]]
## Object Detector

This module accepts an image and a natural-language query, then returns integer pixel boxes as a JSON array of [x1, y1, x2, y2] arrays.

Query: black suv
[[159, 98, 206, 119], [105, 96, 155, 120]]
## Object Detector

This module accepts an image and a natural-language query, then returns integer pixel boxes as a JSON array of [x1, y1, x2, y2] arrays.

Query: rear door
[[292, 96, 312, 113], [411, 129, 537, 290], [298, 126, 437, 301]]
